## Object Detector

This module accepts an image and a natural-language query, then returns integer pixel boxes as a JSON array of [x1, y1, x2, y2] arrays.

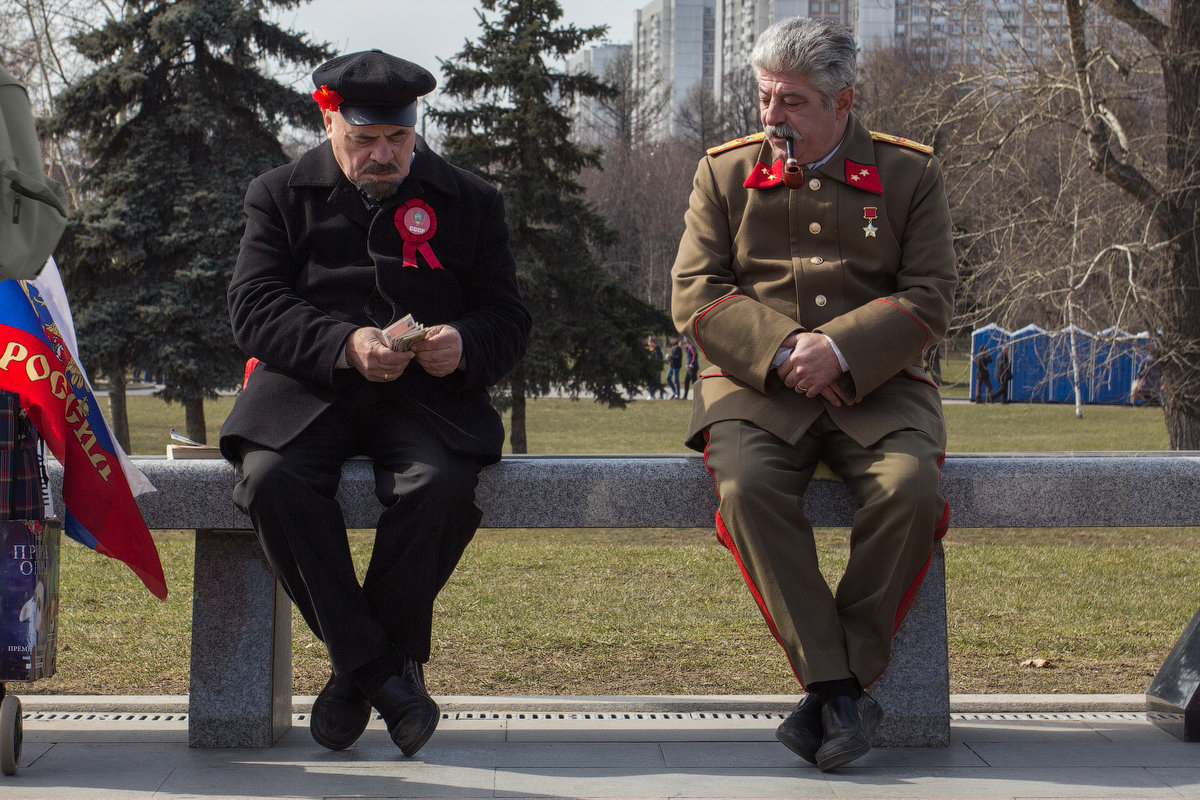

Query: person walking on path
[[665, 337, 683, 399], [682, 338, 699, 399], [973, 347, 994, 403]]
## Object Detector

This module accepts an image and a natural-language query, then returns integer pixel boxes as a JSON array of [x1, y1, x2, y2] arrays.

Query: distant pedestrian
[[682, 338, 699, 399], [973, 347, 994, 403], [647, 337, 665, 398], [666, 337, 682, 399], [989, 346, 1011, 403]]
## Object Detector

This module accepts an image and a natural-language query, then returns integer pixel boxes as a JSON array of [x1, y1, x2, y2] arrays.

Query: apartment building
[[633, 0, 717, 138]]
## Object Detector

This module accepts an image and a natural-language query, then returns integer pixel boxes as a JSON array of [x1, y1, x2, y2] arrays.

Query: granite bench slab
[[46, 452, 1200, 748]]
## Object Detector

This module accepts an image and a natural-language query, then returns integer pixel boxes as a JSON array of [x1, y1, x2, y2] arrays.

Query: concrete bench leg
[[188, 529, 292, 747], [870, 542, 950, 746]]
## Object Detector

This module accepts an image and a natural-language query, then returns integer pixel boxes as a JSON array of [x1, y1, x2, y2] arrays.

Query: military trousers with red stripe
[[704, 415, 948, 689]]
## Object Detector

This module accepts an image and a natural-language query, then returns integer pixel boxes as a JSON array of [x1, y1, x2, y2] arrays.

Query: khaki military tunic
[[671, 115, 957, 688]]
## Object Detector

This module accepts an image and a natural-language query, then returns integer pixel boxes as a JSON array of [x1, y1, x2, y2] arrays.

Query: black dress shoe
[[310, 671, 372, 750], [815, 692, 883, 772], [366, 658, 440, 757], [775, 693, 822, 764]]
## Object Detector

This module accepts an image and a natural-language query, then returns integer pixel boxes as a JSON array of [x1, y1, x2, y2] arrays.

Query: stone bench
[[46, 452, 1200, 748]]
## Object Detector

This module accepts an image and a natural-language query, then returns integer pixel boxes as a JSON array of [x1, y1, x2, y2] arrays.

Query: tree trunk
[[509, 368, 528, 454], [106, 372, 131, 454], [184, 397, 207, 445], [1160, 0, 1200, 449]]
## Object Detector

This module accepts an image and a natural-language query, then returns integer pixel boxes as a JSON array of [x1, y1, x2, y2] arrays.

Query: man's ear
[[322, 108, 336, 138], [835, 87, 854, 119]]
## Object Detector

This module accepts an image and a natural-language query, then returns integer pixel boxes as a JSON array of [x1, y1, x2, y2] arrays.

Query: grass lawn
[[25, 383, 1193, 697]]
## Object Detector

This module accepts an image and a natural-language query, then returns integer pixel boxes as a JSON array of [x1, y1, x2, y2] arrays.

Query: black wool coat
[[219, 137, 531, 463]]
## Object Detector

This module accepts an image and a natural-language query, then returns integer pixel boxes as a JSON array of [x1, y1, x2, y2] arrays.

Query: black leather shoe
[[367, 658, 440, 757], [310, 671, 372, 751], [775, 693, 822, 764], [815, 692, 882, 772]]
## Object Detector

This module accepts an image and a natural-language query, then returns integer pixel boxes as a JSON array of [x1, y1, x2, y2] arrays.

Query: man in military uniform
[[671, 18, 956, 770], [221, 50, 530, 756]]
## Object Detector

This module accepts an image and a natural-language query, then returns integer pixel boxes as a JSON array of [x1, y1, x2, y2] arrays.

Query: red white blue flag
[[0, 271, 167, 599]]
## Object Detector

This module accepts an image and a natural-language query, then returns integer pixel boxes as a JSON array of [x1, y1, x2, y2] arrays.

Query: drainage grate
[[449, 711, 789, 722], [952, 712, 1144, 721], [23, 710, 1147, 725], [24, 712, 189, 723]]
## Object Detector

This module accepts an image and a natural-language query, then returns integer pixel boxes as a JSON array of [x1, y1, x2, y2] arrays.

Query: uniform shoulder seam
[[870, 131, 934, 155], [706, 132, 765, 157]]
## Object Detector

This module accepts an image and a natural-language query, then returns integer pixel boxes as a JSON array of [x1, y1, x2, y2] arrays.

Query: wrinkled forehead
[[757, 69, 819, 97]]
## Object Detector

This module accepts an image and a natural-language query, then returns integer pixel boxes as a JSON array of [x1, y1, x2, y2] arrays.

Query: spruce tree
[[433, 0, 668, 453], [50, 0, 329, 446]]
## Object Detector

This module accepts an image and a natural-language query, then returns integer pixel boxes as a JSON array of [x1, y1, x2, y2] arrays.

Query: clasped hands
[[776, 332, 855, 407], [347, 324, 463, 382]]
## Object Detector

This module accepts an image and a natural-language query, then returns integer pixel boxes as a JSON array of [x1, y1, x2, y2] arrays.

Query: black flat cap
[[312, 49, 436, 127]]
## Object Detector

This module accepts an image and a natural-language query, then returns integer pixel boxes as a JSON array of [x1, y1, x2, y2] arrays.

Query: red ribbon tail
[[418, 242, 444, 270], [402, 241, 420, 268]]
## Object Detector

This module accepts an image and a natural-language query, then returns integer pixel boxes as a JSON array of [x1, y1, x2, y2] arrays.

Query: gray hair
[[749, 17, 857, 110]]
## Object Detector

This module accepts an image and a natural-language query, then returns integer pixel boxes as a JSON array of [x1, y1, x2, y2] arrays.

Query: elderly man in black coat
[[219, 50, 531, 756]]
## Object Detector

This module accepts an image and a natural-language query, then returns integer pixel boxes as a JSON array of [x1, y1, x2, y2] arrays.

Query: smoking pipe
[[783, 137, 804, 189]]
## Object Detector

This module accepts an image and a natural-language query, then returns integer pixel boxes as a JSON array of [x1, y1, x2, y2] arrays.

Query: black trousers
[[232, 388, 486, 675]]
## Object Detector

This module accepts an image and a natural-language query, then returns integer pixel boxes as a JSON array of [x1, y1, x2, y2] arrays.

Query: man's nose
[[368, 141, 395, 163], [762, 98, 785, 126]]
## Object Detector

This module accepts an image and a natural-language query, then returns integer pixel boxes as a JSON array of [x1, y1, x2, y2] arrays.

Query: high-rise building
[[854, 0, 1069, 68], [713, 0, 810, 99], [565, 43, 632, 141], [634, 0, 717, 138], [625, 0, 1123, 142]]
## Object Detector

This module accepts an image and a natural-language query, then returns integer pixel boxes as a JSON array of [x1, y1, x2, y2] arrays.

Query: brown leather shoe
[[310, 671, 372, 751], [367, 658, 439, 757], [776, 693, 822, 764]]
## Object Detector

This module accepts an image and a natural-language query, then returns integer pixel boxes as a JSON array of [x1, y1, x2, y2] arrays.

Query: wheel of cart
[[0, 683, 20, 776]]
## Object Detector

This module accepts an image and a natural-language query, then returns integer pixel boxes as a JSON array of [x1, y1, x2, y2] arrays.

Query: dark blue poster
[[0, 519, 59, 681]]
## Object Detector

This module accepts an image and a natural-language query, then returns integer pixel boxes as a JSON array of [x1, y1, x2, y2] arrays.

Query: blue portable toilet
[[1092, 327, 1136, 404], [1008, 324, 1048, 402], [1048, 325, 1094, 403], [970, 324, 1009, 401]]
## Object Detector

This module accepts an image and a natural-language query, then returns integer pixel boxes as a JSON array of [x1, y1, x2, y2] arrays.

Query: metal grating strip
[[25, 712, 189, 722], [952, 712, 1144, 721], [22, 710, 1146, 724], [450, 711, 789, 721]]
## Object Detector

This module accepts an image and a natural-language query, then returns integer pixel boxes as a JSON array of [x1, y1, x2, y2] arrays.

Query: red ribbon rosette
[[394, 199, 444, 270]]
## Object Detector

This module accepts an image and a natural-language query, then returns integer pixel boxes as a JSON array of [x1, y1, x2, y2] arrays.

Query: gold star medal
[[863, 207, 878, 238]]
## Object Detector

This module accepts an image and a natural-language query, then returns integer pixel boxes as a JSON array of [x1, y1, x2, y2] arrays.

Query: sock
[[808, 676, 862, 702]]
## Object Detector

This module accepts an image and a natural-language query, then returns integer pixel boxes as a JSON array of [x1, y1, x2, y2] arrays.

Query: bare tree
[[1, 0, 125, 211], [1061, 0, 1200, 446], [853, 0, 1198, 441], [676, 80, 724, 151], [577, 46, 671, 149]]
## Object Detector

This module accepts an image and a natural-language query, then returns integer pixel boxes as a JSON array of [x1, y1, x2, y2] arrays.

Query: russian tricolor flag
[[0, 263, 167, 599]]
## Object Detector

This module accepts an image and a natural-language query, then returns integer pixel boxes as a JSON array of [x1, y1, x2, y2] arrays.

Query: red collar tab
[[845, 160, 883, 194], [744, 158, 784, 189]]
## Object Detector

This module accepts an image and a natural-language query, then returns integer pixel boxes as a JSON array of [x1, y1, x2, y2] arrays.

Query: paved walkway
[[2, 695, 1197, 799]]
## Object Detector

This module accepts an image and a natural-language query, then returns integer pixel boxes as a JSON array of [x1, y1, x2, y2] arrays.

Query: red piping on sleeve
[[692, 294, 747, 362], [874, 298, 931, 350]]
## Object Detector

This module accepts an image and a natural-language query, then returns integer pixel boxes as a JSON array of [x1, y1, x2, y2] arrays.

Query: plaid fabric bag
[[0, 389, 45, 520]]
